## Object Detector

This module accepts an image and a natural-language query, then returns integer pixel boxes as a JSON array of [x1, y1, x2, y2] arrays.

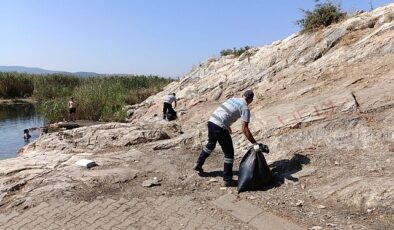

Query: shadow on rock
[[198, 170, 239, 178], [268, 153, 311, 188], [196, 154, 310, 191]]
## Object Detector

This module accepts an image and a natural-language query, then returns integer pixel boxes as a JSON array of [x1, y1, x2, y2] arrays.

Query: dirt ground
[[54, 138, 393, 230]]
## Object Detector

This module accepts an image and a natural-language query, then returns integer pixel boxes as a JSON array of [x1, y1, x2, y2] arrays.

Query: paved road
[[0, 195, 242, 230], [0, 193, 304, 230]]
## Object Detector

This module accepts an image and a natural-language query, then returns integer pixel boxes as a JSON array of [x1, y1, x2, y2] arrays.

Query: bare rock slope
[[1, 4, 393, 229], [133, 2, 394, 211]]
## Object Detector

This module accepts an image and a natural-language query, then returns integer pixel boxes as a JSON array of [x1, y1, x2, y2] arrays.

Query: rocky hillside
[[131, 2, 394, 223], [1, 4, 393, 229]]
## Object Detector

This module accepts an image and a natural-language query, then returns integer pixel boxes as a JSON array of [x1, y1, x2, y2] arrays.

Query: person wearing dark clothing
[[23, 129, 31, 140], [163, 93, 177, 120], [193, 90, 260, 187]]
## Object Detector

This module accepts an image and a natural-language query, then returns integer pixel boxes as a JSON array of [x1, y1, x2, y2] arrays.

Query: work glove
[[254, 143, 269, 153]]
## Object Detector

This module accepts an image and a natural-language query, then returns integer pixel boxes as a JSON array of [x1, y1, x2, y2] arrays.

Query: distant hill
[[0, 66, 100, 77]]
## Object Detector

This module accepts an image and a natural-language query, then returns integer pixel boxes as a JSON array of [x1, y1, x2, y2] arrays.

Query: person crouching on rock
[[68, 97, 77, 122], [163, 93, 177, 120], [193, 90, 261, 187]]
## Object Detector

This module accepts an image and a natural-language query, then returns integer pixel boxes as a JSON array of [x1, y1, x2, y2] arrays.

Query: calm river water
[[0, 103, 45, 160]]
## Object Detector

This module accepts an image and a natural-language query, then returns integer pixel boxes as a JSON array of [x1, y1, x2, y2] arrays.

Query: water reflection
[[0, 103, 45, 160]]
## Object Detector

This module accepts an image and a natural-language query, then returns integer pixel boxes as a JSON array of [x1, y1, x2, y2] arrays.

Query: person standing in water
[[23, 129, 31, 140]]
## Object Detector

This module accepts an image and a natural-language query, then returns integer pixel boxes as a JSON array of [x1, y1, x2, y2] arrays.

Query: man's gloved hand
[[258, 143, 269, 153]]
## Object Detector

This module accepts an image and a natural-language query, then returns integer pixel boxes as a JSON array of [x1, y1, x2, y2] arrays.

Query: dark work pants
[[197, 121, 234, 181], [163, 102, 175, 119]]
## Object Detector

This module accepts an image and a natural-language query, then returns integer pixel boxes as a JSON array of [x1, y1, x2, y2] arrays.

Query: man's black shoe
[[224, 179, 237, 187], [193, 163, 204, 173]]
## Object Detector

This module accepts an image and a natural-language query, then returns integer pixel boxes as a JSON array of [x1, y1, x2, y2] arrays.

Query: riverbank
[[48, 120, 108, 131], [0, 98, 37, 104], [0, 4, 393, 229]]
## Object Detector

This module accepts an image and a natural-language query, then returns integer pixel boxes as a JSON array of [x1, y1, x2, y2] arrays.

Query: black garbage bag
[[238, 145, 272, 193], [167, 111, 177, 121]]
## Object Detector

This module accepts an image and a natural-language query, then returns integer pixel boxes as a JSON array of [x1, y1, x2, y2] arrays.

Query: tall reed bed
[[0, 72, 34, 98], [0, 72, 172, 122]]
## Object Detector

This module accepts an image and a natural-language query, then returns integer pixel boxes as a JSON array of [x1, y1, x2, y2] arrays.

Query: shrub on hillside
[[220, 46, 251, 57], [296, 0, 346, 33]]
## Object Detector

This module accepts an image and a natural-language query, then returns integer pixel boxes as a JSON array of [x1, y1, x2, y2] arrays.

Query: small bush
[[296, 0, 346, 33], [220, 46, 251, 57]]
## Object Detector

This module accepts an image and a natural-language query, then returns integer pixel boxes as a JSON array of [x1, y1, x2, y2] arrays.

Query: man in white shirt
[[193, 90, 258, 187], [163, 93, 177, 120]]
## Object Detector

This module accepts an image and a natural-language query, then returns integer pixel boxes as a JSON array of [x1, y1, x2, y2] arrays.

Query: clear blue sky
[[0, 0, 392, 77]]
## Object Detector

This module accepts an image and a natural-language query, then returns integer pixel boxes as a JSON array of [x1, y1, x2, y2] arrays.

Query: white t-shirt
[[208, 98, 250, 129], [163, 95, 176, 104]]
